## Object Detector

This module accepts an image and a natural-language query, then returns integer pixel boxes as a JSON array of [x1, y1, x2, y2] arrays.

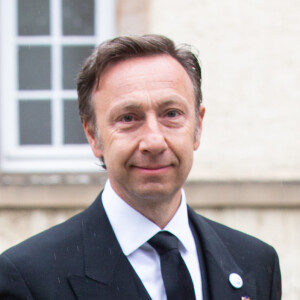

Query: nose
[[139, 115, 167, 155]]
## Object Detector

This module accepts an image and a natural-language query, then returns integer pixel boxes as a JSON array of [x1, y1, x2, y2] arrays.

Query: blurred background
[[0, 0, 299, 298]]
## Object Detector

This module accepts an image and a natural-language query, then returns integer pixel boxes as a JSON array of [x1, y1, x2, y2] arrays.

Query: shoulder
[[1, 193, 103, 262], [1, 208, 84, 265], [189, 207, 281, 299], [0, 209, 86, 297], [0, 193, 106, 297], [189, 207, 279, 263]]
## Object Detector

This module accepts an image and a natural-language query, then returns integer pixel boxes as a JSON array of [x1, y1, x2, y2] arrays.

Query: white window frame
[[0, 0, 116, 173]]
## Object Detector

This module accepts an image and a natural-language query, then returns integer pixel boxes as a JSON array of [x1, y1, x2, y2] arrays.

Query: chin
[[132, 186, 179, 202]]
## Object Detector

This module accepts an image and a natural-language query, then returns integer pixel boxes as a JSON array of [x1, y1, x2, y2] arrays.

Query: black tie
[[148, 231, 196, 300]]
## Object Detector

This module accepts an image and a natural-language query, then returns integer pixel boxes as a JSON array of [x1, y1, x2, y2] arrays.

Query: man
[[0, 35, 281, 299]]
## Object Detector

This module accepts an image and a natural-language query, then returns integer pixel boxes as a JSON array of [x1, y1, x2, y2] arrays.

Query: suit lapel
[[68, 193, 256, 299], [188, 207, 256, 300], [68, 193, 150, 299]]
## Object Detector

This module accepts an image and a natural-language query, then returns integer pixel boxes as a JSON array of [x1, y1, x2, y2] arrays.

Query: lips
[[133, 165, 169, 170], [130, 164, 172, 175]]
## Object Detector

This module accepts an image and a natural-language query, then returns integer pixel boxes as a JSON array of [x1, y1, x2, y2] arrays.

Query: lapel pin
[[241, 297, 250, 300], [229, 273, 243, 289]]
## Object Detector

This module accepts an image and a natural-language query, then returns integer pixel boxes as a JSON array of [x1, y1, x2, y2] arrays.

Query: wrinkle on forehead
[[95, 54, 194, 96]]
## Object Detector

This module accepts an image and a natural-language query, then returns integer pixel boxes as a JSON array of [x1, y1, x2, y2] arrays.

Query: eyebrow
[[158, 98, 186, 107], [120, 103, 144, 111], [108, 102, 143, 121]]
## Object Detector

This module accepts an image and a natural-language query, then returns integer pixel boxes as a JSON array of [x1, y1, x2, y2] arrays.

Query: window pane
[[62, 45, 94, 89], [63, 0, 94, 36], [18, 46, 51, 90], [18, 0, 50, 36], [19, 100, 51, 145], [63, 100, 87, 144]]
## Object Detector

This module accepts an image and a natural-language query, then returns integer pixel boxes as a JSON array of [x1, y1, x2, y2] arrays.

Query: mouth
[[131, 165, 172, 174], [135, 165, 168, 169]]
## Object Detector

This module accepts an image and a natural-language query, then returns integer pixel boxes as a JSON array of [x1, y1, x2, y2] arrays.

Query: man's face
[[85, 55, 205, 209]]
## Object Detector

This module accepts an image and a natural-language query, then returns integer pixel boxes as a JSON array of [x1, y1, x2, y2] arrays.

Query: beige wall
[[149, 0, 300, 181]]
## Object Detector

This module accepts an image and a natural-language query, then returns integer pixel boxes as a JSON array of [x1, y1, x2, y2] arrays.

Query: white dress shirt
[[102, 180, 203, 300]]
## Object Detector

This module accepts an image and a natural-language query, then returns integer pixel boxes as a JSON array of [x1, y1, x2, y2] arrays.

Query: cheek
[[167, 133, 195, 162], [175, 125, 196, 145], [177, 135, 196, 166], [102, 133, 138, 163]]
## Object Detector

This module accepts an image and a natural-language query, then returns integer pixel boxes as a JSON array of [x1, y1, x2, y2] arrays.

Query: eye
[[166, 110, 180, 118], [121, 114, 134, 122]]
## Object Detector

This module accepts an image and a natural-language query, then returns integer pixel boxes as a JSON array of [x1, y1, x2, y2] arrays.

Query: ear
[[193, 106, 205, 150], [83, 121, 103, 158]]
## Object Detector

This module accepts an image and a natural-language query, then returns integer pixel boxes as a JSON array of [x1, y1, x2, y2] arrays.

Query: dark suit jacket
[[0, 193, 281, 299]]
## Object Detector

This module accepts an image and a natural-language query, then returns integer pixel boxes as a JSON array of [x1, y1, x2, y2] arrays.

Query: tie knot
[[148, 231, 179, 255]]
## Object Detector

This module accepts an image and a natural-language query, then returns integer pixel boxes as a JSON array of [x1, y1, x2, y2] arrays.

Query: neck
[[134, 194, 182, 229], [114, 186, 182, 229]]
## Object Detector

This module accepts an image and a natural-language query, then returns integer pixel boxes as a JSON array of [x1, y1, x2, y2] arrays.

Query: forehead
[[96, 54, 194, 96]]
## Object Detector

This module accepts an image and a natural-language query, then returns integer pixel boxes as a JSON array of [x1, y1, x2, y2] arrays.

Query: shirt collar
[[102, 180, 194, 256]]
